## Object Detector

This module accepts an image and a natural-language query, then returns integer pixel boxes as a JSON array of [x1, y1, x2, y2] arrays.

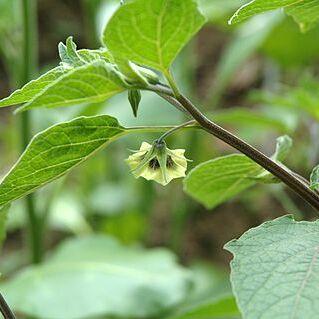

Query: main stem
[[21, 0, 42, 263], [156, 84, 319, 212], [0, 293, 16, 319]]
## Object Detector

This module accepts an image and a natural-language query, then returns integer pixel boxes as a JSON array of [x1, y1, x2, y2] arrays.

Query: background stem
[[20, 0, 42, 264]]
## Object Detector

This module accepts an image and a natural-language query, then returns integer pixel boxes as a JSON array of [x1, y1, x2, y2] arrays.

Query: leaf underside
[[225, 215, 319, 319]]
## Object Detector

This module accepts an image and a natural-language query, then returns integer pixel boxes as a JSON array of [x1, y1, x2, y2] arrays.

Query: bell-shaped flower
[[125, 140, 189, 186]]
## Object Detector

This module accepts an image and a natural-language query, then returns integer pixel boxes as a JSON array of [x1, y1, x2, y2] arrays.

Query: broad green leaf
[[0, 115, 126, 207], [225, 215, 319, 319], [0, 66, 66, 108], [271, 135, 293, 162], [17, 61, 126, 112], [230, 0, 319, 32], [184, 154, 262, 209], [103, 0, 206, 73], [230, 0, 300, 24], [310, 165, 319, 190], [0, 38, 114, 109], [2, 235, 191, 319], [166, 296, 239, 319]]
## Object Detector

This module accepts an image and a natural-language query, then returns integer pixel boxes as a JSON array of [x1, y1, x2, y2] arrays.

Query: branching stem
[[153, 83, 319, 212]]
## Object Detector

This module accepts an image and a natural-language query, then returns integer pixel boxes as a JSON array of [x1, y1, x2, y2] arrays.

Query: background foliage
[[0, 0, 319, 318]]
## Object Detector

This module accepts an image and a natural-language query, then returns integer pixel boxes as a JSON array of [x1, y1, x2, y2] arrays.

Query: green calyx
[[125, 140, 189, 186]]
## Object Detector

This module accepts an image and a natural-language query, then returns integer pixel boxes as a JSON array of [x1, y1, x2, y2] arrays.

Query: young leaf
[[103, 0, 206, 73], [271, 135, 293, 162], [128, 89, 142, 117], [230, 0, 319, 32], [17, 61, 127, 112], [184, 154, 262, 209], [310, 164, 319, 190], [58, 37, 113, 67], [0, 116, 127, 207], [58, 36, 86, 67], [225, 215, 319, 319], [2, 235, 191, 319]]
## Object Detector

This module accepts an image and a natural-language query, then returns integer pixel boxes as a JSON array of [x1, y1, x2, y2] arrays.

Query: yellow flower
[[125, 140, 189, 186]]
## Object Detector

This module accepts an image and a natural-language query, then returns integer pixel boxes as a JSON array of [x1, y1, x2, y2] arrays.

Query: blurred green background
[[0, 0, 319, 318]]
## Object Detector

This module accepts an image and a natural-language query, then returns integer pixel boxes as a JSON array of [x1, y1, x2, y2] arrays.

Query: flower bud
[[128, 89, 141, 117]]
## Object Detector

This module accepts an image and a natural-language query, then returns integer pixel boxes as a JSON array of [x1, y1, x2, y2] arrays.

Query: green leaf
[[271, 135, 293, 162], [0, 66, 67, 108], [243, 135, 292, 185], [310, 164, 319, 190], [0, 115, 126, 207], [0, 38, 115, 109], [225, 215, 319, 319], [58, 36, 85, 67], [285, 0, 319, 32], [17, 61, 126, 112], [166, 295, 239, 319], [230, 0, 319, 32], [184, 154, 262, 209], [103, 0, 206, 73], [2, 235, 191, 319]]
